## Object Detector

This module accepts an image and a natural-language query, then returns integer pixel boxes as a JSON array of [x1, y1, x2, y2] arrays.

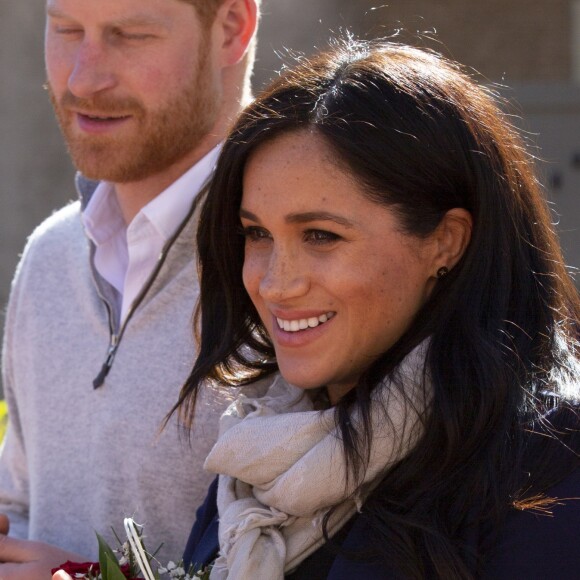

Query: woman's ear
[[214, 0, 258, 67], [431, 208, 472, 275]]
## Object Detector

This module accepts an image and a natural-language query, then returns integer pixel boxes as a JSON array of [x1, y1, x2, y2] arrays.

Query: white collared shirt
[[82, 144, 221, 323]]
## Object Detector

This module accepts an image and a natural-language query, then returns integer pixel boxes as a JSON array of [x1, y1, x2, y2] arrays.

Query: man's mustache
[[47, 84, 143, 116]]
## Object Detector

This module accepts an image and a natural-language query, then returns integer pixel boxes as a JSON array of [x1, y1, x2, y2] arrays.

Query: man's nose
[[67, 41, 117, 98]]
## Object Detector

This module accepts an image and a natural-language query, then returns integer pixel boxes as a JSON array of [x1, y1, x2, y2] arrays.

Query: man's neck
[[113, 133, 222, 225]]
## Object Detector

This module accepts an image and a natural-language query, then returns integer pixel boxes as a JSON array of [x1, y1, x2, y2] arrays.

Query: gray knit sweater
[[0, 176, 230, 562]]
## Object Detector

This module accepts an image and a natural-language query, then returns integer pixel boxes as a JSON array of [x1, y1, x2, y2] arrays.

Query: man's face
[[45, 0, 221, 183]]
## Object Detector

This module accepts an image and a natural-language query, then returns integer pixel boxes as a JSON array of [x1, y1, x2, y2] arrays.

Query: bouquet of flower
[[52, 518, 210, 580]]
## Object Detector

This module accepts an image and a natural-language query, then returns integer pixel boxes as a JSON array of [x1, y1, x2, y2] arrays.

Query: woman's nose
[[258, 250, 310, 303]]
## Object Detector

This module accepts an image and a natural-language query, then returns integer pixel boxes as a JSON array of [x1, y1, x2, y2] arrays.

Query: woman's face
[[241, 131, 439, 403]]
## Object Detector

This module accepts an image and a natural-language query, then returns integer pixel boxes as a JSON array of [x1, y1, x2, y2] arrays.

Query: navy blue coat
[[183, 466, 580, 579]]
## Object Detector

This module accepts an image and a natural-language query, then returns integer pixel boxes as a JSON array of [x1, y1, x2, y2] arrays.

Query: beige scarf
[[205, 342, 429, 580]]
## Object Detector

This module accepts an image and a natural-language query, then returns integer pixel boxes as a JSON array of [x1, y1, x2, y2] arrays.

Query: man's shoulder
[[25, 200, 84, 253], [15, 201, 86, 280]]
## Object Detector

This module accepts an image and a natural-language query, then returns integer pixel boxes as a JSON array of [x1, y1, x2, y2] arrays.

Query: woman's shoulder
[[483, 466, 580, 579], [481, 405, 580, 578], [325, 468, 580, 580]]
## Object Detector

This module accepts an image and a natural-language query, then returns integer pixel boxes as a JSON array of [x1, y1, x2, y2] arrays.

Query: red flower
[[51, 561, 100, 577], [52, 560, 143, 579]]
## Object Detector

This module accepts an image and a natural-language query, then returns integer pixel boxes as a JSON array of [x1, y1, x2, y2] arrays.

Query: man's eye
[[55, 27, 83, 36], [304, 230, 341, 245], [112, 29, 154, 41]]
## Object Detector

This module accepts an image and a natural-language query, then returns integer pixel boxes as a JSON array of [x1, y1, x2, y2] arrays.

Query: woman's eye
[[304, 229, 341, 245], [242, 226, 271, 243]]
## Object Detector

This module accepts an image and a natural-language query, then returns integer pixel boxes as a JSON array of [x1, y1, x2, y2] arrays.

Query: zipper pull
[[93, 336, 119, 389]]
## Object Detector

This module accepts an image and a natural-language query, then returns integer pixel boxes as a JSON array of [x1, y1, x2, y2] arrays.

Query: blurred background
[[1, 0, 579, 343]]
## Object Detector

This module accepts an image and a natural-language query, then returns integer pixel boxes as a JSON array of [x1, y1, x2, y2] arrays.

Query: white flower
[[159, 561, 192, 578]]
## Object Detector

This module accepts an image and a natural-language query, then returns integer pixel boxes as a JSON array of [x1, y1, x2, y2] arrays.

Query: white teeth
[[276, 312, 335, 333]]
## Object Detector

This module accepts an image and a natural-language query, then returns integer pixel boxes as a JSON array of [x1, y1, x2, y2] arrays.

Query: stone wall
[[358, 0, 571, 82], [0, 3, 77, 314]]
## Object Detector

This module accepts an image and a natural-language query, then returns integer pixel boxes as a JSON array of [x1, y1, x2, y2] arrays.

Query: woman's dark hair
[[173, 39, 580, 578]]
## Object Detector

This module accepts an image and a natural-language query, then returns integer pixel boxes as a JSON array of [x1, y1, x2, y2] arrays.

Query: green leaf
[[104, 553, 128, 580], [97, 532, 124, 580]]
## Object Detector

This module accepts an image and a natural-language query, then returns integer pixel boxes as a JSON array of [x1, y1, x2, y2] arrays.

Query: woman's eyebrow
[[285, 211, 355, 228], [240, 208, 260, 222], [240, 208, 355, 228]]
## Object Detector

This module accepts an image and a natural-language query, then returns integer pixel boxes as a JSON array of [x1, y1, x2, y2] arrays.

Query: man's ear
[[214, 0, 258, 67], [431, 208, 472, 274]]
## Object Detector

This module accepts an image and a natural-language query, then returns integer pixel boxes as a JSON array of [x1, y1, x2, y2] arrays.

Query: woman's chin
[[278, 369, 325, 391]]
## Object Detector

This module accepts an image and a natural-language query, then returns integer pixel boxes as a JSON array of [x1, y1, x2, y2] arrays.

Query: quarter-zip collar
[[75, 172, 211, 388]]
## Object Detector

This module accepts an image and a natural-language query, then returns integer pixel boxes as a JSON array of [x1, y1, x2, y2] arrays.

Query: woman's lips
[[270, 311, 336, 347], [275, 311, 335, 332]]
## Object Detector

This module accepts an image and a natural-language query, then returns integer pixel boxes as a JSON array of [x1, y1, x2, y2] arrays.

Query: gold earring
[[436, 266, 449, 278]]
